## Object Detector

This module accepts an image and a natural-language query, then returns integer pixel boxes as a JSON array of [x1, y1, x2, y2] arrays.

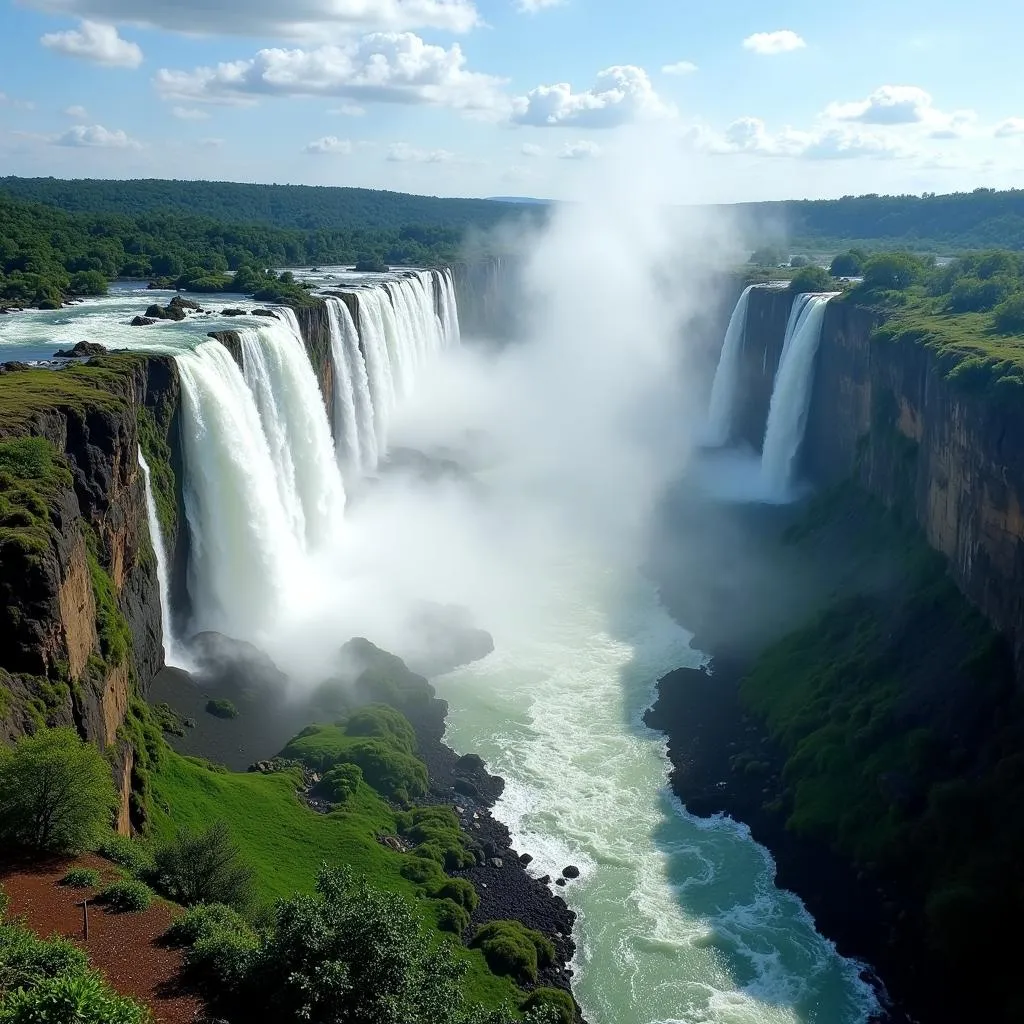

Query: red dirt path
[[1, 854, 204, 1024]]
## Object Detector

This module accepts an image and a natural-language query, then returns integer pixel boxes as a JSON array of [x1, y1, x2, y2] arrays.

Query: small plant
[[163, 903, 251, 948], [97, 834, 153, 877], [470, 921, 555, 984], [0, 969, 151, 1024], [152, 821, 255, 910], [319, 763, 362, 804], [522, 988, 576, 1024], [205, 699, 239, 720], [60, 869, 100, 889], [434, 898, 469, 935], [427, 877, 478, 912], [97, 880, 152, 913]]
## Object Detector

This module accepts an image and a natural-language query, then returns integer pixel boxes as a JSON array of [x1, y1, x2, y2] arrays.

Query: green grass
[[0, 436, 73, 559], [149, 751, 518, 1008]]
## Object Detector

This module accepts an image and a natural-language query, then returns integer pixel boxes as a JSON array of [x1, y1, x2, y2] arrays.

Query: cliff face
[[0, 356, 181, 829], [294, 303, 334, 429], [741, 287, 1024, 669]]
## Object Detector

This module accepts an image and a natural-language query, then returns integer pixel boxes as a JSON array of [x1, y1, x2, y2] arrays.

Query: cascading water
[[760, 293, 836, 498], [325, 298, 378, 477], [705, 285, 755, 446], [138, 447, 181, 668]]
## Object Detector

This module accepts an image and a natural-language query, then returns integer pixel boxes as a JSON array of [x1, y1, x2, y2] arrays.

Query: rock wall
[[741, 286, 1024, 669], [0, 355, 181, 830]]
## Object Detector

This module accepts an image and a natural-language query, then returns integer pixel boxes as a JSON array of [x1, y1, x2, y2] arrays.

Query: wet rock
[[539, 875, 551, 885], [54, 341, 108, 358], [555, 878, 567, 887], [131, 315, 157, 326], [252, 308, 278, 318], [169, 295, 202, 312], [489, 858, 504, 869], [145, 302, 185, 322], [221, 308, 246, 317], [562, 865, 580, 879], [0, 362, 30, 374]]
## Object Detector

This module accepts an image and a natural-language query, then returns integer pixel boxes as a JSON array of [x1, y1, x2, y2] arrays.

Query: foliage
[[829, 249, 866, 277], [343, 704, 417, 754], [97, 833, 154, 877], [748, 245, 783, 267], [84, 525, 132, 666], [205, 698, 239, 720], [355, 256, 390, 273], [0, 968, 150, 1023], [398, 806, 478, 870], [0, 728, 116, 854], [789, 255, 810, 268], [318, 763, 362, 804], [151, 820, 255, 910], [521, 988, 576, 1024], [427, 877, 479, 912], [97, 879, 153, 913], [787, 265, 833, 294], [0, 922, 89, 992], [435, 899, 471, 935], [994, 293, 1024, 333], [470, 922, 555, 984], [59, 868, 100, 888], [861, 252, 926, 291], [163, 903, 252, 948], [0, 437, 71, 561]]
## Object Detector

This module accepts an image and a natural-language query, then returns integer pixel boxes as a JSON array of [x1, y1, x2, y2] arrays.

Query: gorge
[[2, 209, 1023, 1024]]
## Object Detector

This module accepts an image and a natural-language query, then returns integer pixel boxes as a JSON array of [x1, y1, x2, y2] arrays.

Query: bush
[[400, 857, 446, 885], [163, 903, 252, 948], [0, 729, 117, 854], [205, 699, 238, 720], [470, 921, 554, 984], [427, 877, 479, 913], [829, 249, 866, 278], [398, 807, 476, 870], [0, 923, 89, 990], [994, 293, 1024, 334], [788, 266, 833, 294], [862, 252, 922, 291], [522, 988, 576, 1024], [97, 834, 154, 877], [59, 868, 100, 889], [789, 255, 810, 268], [947, 274, 1016, 313], [435, 899, 470, 935], [152, 821, 255, 910], [319, 763, 362, 804], [343, 705, 416, 754], [341, 740, 427, 804], [749, 245, 782, 267], [97, 880, 152, 913], [184, 923, 258, 995], [0, 970, 150, 1024]]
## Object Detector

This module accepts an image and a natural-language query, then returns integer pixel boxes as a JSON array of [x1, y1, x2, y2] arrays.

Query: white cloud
[[511, 65, 673, 129], [742, 30, 806, 55], [41, 20, 142, 68], [521, 142, 544, 157], [995, 117, 1024, 138], [662, 60, 697, 75], [515, 0, 563, 10], [559, 139, 601, 159], [63, 104, 89, 118], [305, 135, 353, 154], [155, 33, 508, 117], [55, 123, 139, 148], [827, 85, 936, 126], [802, 127, 910, 160], [171, 105, 209, 120], [23, 0, 480, 39], [329, 102, 366, 116], [387, 141, 454, 162]]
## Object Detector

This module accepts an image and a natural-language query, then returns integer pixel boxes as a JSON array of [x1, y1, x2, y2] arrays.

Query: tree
[[788, 265, 833, 294], [829, 249, 866, 277], [749, 245, 782, 267], [152, 821, 255, 910], [861, 252, 923, 291], [994, 294, 1024, 334], [789, 255, 810, 268], [0, 729, 116, 854]]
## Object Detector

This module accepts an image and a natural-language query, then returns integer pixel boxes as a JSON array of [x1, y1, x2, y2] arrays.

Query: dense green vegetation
[[96, 879, 154, 914], [471, 923, 555, 985], [0, 906, 150, 1023], [787, 265, 833, 294], [59, 868, 100, 889], [741, 487, 1024, 1017], [0, 729, 116, 854]]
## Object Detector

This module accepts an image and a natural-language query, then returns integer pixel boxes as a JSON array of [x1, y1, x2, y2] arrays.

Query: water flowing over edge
[[705, 285, 754, 446]]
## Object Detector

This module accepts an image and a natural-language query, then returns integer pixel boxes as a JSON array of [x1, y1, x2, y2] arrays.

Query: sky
[[0, 0, 1022, 203]]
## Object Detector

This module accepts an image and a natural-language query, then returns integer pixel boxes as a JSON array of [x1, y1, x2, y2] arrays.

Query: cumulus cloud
[[742, 30, 805, 55], [521, 142, 544, 157], [171, 105, 208, 120], [63, 104, 89, 118], [559, 139, 601, 159], [55, 123, 139, 148], [511, 65, 673, 129], [155, 33, 508, 117], [305, 135, 354, 154], [827, 85, 936, 125], [41, 20, 142, 68], [661, 60, 697, 75], [995, 117, 1024, 138], [22, 0, 480, 39], [515, 0, 562, 9], [386, 141, 454, 162]]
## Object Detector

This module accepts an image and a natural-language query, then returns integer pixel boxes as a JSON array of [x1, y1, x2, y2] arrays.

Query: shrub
[[343, 705, 416, 754], [829, 249, 866, 278], [522, 988, 576, 1024], [862, 252, 922, 291], [400, 857, 446, 885], [97, 880, 152, 913], [152, 821, 255, 910], [0, 729, 117, 854], [435, 899, 470, 935], [994, 293, 1024, 334], [0, 923, 89, 990], [788, 266, 833, 294], [342, 740, 427, 804], [789, 255, 810, 268], [59, 868, 100, 889], [0, 970, 150, 1024], [205, 699, 238, 720], [183, 923, 258, 995], [947, 274, 1016, 313], [470, 921, 554, 984], [399, 807, 476, 870], [427, 878, 479, 913], [319, 763, 362, 804], [163, 903, 251, 948], [97, 834, 154, 877]]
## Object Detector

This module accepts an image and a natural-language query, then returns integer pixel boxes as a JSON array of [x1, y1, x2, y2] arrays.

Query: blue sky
[[1, 0, 1022, 202]]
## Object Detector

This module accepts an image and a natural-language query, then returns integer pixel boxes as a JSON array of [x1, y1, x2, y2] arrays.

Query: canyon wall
[[742, 286, 1024, 667], [0, 356, 181, 829]]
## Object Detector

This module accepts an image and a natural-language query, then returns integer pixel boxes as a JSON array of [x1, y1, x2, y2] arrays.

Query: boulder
[[0, 362, 30, 375], [555, 878, 567, 887], [145, 303, 185, 322], [519, 853, 533, 866], [131, 315, 157, 326], [489, 858, 504, 869], [251, 309, 278, 318], [169, 295, 202, 312], [562, 865, 581, 879], [221, 308, 246, 317], [54, 341, 108, 358]]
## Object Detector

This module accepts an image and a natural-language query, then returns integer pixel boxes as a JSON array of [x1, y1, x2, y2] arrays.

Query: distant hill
[[486, 196, 552, 205]]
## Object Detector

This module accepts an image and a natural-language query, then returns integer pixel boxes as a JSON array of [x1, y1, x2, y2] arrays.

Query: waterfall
[[138, 447, 180, 668], [440, 268, 462, 348], [705, 285, 754, 446], [325, 297, 378, 476], [760, 293, 836, 498]]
